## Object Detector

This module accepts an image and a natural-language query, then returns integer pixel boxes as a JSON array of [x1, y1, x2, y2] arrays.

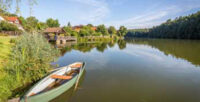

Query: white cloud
[[106, 3, 200, 29], [69, 0, 110, 24]]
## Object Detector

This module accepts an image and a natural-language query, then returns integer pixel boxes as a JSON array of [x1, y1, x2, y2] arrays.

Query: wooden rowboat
[[20, 62, 86, 102]]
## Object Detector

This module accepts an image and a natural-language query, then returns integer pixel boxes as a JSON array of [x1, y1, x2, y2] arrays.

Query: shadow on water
[[50, 70, 86, 102]]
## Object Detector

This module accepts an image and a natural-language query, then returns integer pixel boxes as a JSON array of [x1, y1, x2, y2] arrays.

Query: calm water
[[52, 39, 200, 102]]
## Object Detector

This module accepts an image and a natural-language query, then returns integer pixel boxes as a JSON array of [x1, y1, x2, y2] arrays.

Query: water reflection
[[126, 38, 200, 66], [54, 38, 200, 102], [59, 39, 126, 54], [57, 38, 200, 66]]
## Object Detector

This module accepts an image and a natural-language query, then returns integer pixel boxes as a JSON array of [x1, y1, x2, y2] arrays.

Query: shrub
[[0, 21, 19, 31], [5, 33, 60, 82], [0, 33, 60, 100]]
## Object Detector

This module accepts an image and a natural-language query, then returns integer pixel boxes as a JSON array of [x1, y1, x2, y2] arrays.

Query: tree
[[117, 26, 127, 37], [0, 21, 19, 31], [87, 24, 93, 27], [108, 26, 117, 37], [63, 26, 73, 36], [15, 0, 21, 15], [96, 24, 109, 36], [67, 22, 71, 27], [24, 16, 38, 32], [0, 0, 12, 12], [18, 16, 26, 27], [26, 16, 38, 28], [46, 18, 60, 27], [36, 22, 48, 31], [28, 0, 37, 16]]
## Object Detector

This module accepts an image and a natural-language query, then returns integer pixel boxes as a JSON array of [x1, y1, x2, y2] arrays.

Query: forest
[[126, 11, 200, 39]]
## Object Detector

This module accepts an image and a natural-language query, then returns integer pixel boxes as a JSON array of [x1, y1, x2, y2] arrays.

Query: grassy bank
[[0, 34, 60, 102], [0, 36, 12, 69], [0, 36, 14, 81]]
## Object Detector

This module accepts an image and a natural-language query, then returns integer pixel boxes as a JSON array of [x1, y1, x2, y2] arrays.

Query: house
[[44, 27, 66, 35], [72, 25, 83, 32], [0, 16, 4, 22], [91, 27, 97, 31], [72, 25, 97, 32], [4, 16, 20, 24]]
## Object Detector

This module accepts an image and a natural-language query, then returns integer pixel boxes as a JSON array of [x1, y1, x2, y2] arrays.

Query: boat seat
[[30, 93, 36, 96], [51, 75, 72, 80], [70, 64, 82, 68]]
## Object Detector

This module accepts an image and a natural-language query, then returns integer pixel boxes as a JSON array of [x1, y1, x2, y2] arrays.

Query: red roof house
[[4, 16, 20, 24]]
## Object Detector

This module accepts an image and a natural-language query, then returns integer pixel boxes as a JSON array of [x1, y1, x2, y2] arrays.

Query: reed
[[0, 33, 60, 101]]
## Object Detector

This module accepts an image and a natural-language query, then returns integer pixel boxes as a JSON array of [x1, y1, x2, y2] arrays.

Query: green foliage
[[96, 24, 109, 36], [128, 11, 200, 39], [0, 33, 60, 100], [5, 33, 59, 81], [36, 22, 48, 31], [117, 26, 127, 37], [26, 16, 38, 28], [23, 16, 39, 32], [46, 18, 60, 27], [78, 26, 95, 37], [18, 16, 26, 27], [108, 26, 117, 37], [79, 28, 88, 37], [87, 24, 93, 27], [0, 21, 19, 31], [67, 22, 71, 27], [126, 29, 149, 38]]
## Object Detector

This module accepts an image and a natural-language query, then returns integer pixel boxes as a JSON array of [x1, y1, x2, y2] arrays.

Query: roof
[[0, 16, 4, 21], [4, 16, 18, 22], [44, 27, 65, 33], [72, 25, 84, 29]]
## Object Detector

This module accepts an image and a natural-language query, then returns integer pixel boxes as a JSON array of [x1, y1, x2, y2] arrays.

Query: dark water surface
[[53, 39, 200, 102]]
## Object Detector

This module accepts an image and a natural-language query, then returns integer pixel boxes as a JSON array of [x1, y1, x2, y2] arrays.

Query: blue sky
[[10, 0, 200, 29]]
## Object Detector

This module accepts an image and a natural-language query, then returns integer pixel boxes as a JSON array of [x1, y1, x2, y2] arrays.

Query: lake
[[52, 38, 200, 102]]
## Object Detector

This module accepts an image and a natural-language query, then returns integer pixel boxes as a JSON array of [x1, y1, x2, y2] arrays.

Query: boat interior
[[27, 62, 83, 97]]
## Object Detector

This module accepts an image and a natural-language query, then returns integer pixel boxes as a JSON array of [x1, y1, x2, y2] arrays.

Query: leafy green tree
[[18, 16, 27, 27], [28, 0, 37, 16], [67, 22, 71, 27], [96, 24, 109, 36], [108, 26, 117, 37], [79, 29, 88, 37], [87, 24, 93, 27], [36, 22, 48, 31], [117, 26, 127, 37], [26, 16, 38, 28], [0, 21, 19, 31], [128, 11, 200, 39], [63, 26, 73, 36], [0, 0, 12, 12], [24, 16, 38, 32], [46, 18, 60, 27]]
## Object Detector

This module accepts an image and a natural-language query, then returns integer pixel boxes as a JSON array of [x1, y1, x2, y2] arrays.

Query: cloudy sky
[[10, 0, 200, 29]]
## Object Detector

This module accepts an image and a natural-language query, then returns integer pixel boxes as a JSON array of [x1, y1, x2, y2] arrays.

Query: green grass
[[0, 36, 13, 79], [0, 34, 60, 101]]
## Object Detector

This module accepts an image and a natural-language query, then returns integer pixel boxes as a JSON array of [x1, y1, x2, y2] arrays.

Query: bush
[[0, 33, 60, 100], [0, 21, 19, 31], [6, 33, 60, 81]]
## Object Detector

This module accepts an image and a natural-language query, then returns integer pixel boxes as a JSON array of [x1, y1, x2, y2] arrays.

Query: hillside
[[126, 11, 200, 39]]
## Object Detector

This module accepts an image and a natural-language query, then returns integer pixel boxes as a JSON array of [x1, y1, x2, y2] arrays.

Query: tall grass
[[0, 33, 60, 101]]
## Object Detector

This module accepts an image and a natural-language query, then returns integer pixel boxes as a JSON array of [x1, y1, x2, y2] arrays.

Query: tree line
[[126, 11, 200, 39], [63, 24, 127, 37], [0, 8, 128, 37]]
